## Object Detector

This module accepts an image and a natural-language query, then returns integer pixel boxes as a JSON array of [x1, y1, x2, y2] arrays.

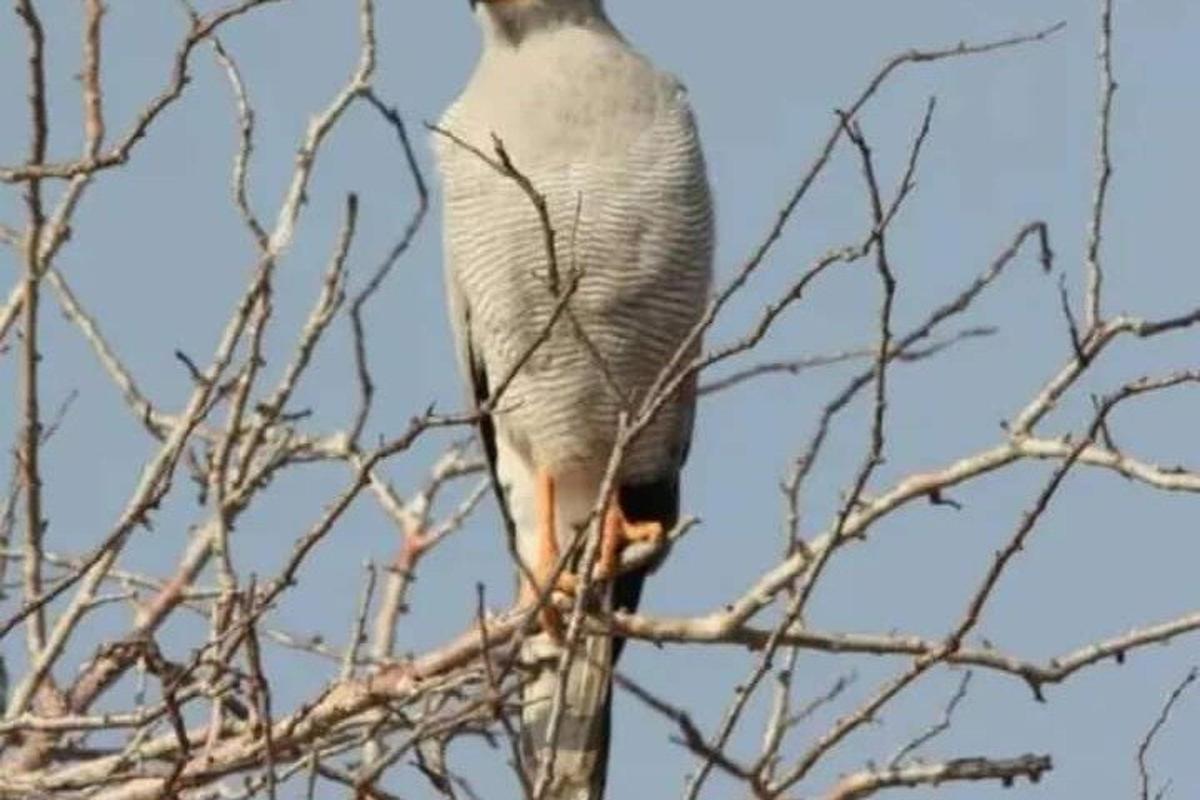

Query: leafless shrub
[[0, 1, 1195, 798]]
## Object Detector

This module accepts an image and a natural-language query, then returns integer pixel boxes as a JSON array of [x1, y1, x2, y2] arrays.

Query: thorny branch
[[0, 5, 1195, 800]]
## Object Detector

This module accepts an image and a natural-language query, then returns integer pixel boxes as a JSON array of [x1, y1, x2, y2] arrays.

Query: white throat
[[477, 0, 612, 49]]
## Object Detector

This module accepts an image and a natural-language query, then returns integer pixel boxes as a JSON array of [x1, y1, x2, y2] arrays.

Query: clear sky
[[1, 1, 1198, 798]]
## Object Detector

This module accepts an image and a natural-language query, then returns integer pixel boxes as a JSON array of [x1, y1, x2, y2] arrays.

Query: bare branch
[[698, 327, 994, 397], [2, 3, 1195, 797], [1085, 0, 1117, 330], [823, 753, 1052, 800], [0, 0, 287, 184], [15, 0, 51, 664], [889, 671, 973, 767], [1137, 667, 1198, 800], [81, 0, 105, 158], [348, 93, 429, 445], [211, 36, 267, 248]]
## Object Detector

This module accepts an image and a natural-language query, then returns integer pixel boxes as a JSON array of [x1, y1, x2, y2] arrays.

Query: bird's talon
[[624, 520, 664, 546], [554, 571, 580, 595]]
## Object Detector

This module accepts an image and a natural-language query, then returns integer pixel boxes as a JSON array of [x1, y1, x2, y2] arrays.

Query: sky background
[[2, 1, 1199, 798]]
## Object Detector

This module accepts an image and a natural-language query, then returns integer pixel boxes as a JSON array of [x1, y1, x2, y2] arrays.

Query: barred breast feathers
[[437, 25, 713, 478]]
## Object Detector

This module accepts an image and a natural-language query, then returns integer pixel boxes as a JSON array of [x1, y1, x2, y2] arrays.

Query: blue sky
[[1, 1, 1198, 797]]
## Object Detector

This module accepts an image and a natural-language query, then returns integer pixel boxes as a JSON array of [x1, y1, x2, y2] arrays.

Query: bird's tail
[[519, 589, 617, 800], [517, 479, 671, 798]]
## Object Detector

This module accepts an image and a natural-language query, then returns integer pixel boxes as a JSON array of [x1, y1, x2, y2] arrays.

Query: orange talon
[[597, 496, 664, 581]]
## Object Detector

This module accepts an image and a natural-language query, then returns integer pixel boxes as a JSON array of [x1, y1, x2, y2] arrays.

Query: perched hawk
[[436, 0, 712, 796]]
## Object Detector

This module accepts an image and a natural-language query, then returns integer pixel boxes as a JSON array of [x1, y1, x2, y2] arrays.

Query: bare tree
[[0, 1, 1196, 798]]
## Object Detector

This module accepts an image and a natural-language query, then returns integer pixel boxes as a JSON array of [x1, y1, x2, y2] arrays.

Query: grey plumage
[[436, 2, 712, 796]]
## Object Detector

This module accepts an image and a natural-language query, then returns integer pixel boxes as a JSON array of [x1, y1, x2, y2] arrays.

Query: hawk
[[435, 0, 712, 796]]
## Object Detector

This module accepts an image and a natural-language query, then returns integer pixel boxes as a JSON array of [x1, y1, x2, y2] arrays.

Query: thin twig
[[1137, 667, 1198, 800], [1084, 0, 1117, 330]]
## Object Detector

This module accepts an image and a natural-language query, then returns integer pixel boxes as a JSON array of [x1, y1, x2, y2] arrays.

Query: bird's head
[[469, 0, 609, 48]]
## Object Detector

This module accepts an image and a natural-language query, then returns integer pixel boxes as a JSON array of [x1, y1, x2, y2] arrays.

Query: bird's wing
[[444, 263, 519, 547]]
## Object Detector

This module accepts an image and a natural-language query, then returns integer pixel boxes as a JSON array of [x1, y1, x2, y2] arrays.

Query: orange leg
[[521, 475, 665, 636], [524, 468, 567, 639], [535, 469, 559, 593]]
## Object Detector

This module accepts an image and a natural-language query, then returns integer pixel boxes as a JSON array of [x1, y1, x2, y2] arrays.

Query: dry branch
[[1, 4, 1195, 799], [823, 754, 1052, 800]]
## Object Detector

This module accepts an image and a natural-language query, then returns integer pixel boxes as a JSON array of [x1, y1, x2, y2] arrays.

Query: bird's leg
[[522, 468, 574, 640], [596, 493, 664, 581], [520, 475, 664, 636]]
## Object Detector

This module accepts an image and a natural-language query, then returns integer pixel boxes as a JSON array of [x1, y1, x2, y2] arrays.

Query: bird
[[435, 1, 713, 796]]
